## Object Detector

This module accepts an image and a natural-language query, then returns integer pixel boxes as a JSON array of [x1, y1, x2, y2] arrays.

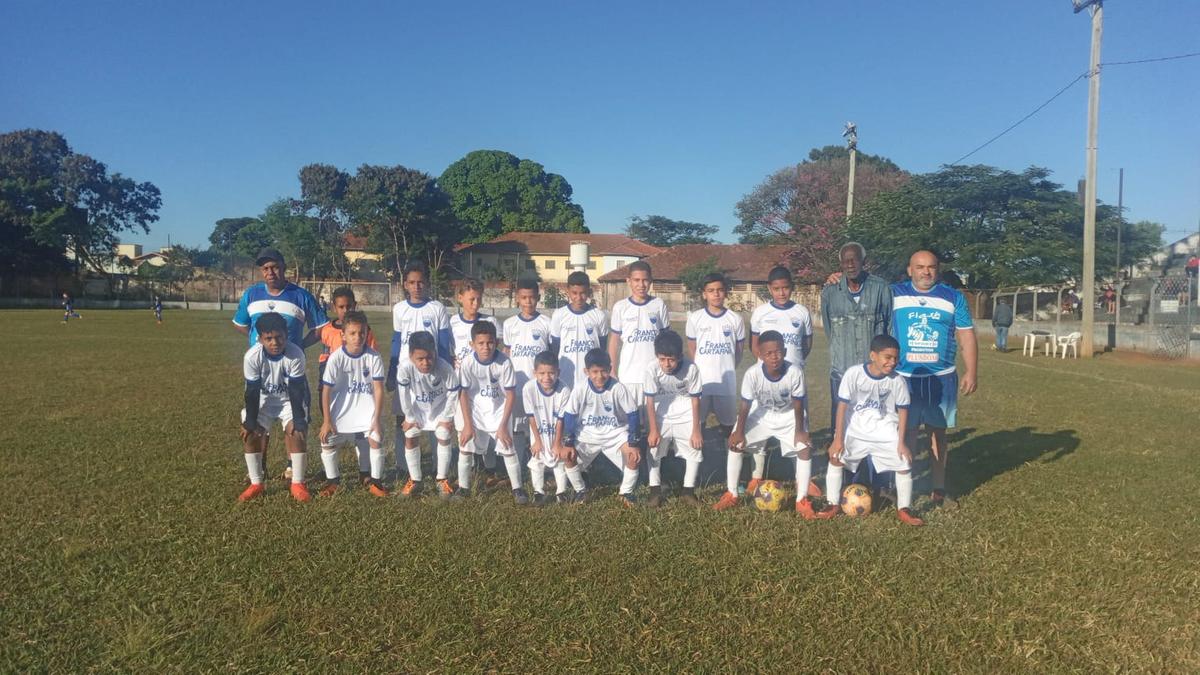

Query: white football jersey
[[397, 357, 460, 423], [686, 308, 745, 396], [740, 361, 807, 426], [838, 363, 910, 443], [244, 342, 306, 406], [458, 351, 516, 432], [609, 296, 670, 385], [549, 304, 608, 388], [321, 346, 385, 433], [562, 378, 638, 447], [392, 299, 450, 372], [503, 311, 553, 397], [522, 379, 571, 452], [750, 301, 814, 368], [644, 359, 703, 428], [450, 313, 502, 369]]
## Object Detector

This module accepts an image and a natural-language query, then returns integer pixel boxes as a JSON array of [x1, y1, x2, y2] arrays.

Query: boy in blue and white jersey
[[396, 331, 460, 499], [717, 331, 812, 514], [607, 261, 670, 405], [450, 278, 504, 481], [455, 321, 522, 503], [152, 296, 163, 324], [686, 273, 745, 438], [504, 278, 553, 465], [549, 271, 608, 389], [237, 313, 311, 503], [824, 334, 923, 526], [750, 266, 813, 368], [523, 351, 571, 506], [643, 330, 704, 508], [555, 348, 642, 506], [890, 251, 977, 506], [318, 311, 388, 499]]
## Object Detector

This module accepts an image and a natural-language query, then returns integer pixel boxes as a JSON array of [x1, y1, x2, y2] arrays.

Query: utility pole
[[1115, 167, 1123, 324], [843, 122, 858, 218], [1076, 0, 1103, 357]]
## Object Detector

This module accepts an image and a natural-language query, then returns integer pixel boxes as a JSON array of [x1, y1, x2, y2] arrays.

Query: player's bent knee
[[434, 426, 451, 442], [404, 426, 422, 439]]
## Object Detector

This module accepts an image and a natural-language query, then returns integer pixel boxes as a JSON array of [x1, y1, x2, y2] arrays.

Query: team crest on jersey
[[423, 318, 432, 327], [585, 327, 594, 335], [431, 378, 442, 387], [603, 402, 613, 412], [362, 366, 370, 377], [722, 327, 732, 336], [879, 390, 890, 400], [918, 298, 927, 306], [532, 332, 541, 340], [791, 320, 801, 328], [649, 316, 658, 324], [267, 302, 276, 310], [490, 375, 498, 383]]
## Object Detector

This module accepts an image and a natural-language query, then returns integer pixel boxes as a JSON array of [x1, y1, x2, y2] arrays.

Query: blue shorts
[[905, 373, 957, 429]]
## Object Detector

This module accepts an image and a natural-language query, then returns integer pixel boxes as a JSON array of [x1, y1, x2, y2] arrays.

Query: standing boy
[[237, 313, 311, 502], [718, 331, 812, 514], [555, 348, 642, 506], [643, 330, 704, 507], [456, 322, 522, 503], [607, 261, 670, 403], [450, 278, 504, 482], [686, 273, 745, 441], [153, 296, 163, 325], [823, 334, 923, 526], [750, 266, 813, 367], [503, 278, 553, 469], [318, 311, 388, 498], [62, 292, 81, 322], [523, 351, 571, 506], [396, 331, 460, 498], [319, 287, 379, 390], [549, 272, 608, 389]]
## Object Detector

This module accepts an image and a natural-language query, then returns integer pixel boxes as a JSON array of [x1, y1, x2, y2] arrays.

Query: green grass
[[1, 309, 1198, 671]]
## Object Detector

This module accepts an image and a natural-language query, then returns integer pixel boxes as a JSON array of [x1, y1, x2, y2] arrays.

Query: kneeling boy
[[319, 311, 388, 497], [824, 334, 923, 526]]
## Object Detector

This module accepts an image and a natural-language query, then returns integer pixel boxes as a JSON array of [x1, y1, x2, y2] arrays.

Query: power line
[[947, 73, 1087, 166], [1102, 51, 1200, 67]]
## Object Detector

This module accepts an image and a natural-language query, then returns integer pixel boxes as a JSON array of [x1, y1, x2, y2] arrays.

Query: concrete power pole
[[843, 122, 858, 218], [1077, 0, 1103, 357]]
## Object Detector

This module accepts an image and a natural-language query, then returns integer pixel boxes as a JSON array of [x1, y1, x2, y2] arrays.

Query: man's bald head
[[908, 250, 940, 291]]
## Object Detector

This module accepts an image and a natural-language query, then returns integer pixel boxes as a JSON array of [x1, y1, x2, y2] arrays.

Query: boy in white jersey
[[555, 348, 642, 506], [318, 311, 388, 498], [397, 331, 460, 499], [717, 331, 814, 515], [686, 273, 745, 442], [644, 330, 704, 508], [456, 321, 524, 503], [504, 279, 553, 468], [237, 313, 312, 502], [450, 278, 505, 485], [523, 351, 571, 506], [607, 261, 670, 406], [823, 334, 923, 526], [750, 266, 813, 368], [549, 271, 608, 389]]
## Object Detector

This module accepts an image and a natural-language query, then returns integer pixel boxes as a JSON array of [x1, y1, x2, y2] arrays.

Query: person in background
[[992, 297, 1013, 352]]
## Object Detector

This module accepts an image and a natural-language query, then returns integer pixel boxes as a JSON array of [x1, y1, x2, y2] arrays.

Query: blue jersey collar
[[769, 300, 795, 310], [517, 311, 541, 322], [761, 361, 789, 382], [628, 295, 653, 306], [704, 306, 727, 318], [587, 378, 615, 393]]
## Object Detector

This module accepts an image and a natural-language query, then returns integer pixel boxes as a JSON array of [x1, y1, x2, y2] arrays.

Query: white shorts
[[650, 423, 703, 462], [841, 435, 910, 474], [465, 430, 514, 457], [700, 394, 737, 427], [322, 430, 382, 450], [403, 408, 453, 433], [241, 399, 299, 433], [527, 442, 560, 469], [742, 409, 810, 457], [574, 438, 631, 471]]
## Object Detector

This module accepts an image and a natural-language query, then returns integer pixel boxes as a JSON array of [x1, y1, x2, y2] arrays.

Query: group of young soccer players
[[236, 259, 925, 525]]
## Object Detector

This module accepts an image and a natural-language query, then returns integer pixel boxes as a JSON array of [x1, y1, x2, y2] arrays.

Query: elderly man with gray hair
[[820, 242, 893, 429]]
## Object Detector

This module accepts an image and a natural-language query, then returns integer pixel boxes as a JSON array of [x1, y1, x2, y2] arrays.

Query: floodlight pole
[[844, 122, 858, 218], [1077, 0, 1103, 357], [1115, 167, 1123, 325]]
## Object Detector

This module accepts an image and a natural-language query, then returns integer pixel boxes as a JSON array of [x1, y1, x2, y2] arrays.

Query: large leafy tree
[[845, 165, 1163, 288], [296, 164, 352, 279], [439, 150, 586, 242], [0, 129, 161, 276], [734, 145, 908, 280], [624, 214, 717, 247], [258, 198, 335, 281]]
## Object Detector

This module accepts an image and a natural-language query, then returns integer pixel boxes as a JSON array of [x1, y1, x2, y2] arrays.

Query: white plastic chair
[[1056, 332, 1081, 359]]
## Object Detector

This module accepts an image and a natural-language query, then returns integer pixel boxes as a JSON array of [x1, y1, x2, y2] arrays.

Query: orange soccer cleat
[[318, 481, 340, 498], [795, 496, 818, 520], [238, 483, 265, 502], [368, 480, 390, 498], [814, 503, 840, 520], [436, 479, 455, 498], [746, 478, 763, 497], [897, 508, 925, 527], [289, 482, 312, 503], [712, 491, 740, 511]]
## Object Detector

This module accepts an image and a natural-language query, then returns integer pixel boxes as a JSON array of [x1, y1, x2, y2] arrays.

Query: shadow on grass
[[921, 426, 1079, 497]]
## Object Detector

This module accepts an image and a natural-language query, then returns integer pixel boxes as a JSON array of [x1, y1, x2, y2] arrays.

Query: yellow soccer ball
[[753, 480, 786, 512], [840, 484, 873, 517]]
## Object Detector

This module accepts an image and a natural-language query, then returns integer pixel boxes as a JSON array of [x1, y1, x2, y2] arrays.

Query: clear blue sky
[[3, 0, 1198, 250]]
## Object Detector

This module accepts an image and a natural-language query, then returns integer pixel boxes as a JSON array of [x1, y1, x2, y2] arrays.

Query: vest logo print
[[267, 302, 276, 310], [532, 333, 541, 341]]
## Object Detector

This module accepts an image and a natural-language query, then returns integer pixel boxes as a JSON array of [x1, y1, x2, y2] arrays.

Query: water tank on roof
[[570, 241, 590, 272]]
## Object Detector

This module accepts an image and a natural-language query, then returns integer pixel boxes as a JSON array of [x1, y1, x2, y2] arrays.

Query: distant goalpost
[[300, 281, 394, 310]]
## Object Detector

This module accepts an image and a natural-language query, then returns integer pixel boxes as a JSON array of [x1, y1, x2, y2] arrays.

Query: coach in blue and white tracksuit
[[232, 247, 329, 349], [890, 250, 977, 506]]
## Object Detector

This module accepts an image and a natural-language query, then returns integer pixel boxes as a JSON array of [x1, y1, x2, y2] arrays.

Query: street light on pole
[[843, 122, 858, 218], [1075, 0, 1103, 357]]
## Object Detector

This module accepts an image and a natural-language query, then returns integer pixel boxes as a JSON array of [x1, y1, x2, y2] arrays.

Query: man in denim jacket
[[820, 243, 892, 429]]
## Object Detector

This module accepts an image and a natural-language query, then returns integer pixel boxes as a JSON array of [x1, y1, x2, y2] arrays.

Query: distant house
[[455, 232, 662, 285], [342, 234, 381, 267], [597, 243, 821, 318]]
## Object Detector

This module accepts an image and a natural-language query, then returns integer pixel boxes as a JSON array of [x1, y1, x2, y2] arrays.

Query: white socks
[[565, 465, 586, 492], [321, 449, 339, 481], [552, 466, 568, 494], [825, 465, 844, 503], [405, 447, 422, 482], [896, 471, 913, 509], [647, 453, 663, 487], [289, 453, 305, 484], [436, 443, 452, 480], [751, 451, 766, 480], [794, 457, 811, 502], [530, 461, 546, 494], [355, 438, 370, 473], [683, 458, 700, 488], [369, 448, 386, 481], [458, 453, 474, 490], [245, 452, 264, 485], [503, 453, 522, 488], [619, 466, 639, 495], [726, 451, 744, 496]]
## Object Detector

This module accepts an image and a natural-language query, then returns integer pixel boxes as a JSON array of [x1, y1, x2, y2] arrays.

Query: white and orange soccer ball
[[840, 484, 873, 517], [753, 480, 786, 512]]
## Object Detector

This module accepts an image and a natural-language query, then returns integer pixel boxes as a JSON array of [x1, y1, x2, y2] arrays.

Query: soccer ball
[[840, 484, 873, 517], [753, 480, 786, 512]]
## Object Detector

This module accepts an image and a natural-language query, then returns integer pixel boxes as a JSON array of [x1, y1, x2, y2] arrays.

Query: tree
[[439, 150, 586, 243], [734, 145, 908, 280], [209, 217, 260, 253], [845, 165, 1163, 288], [296, 164, 352, 279], [624, 215, 717, 247], [259, 198, 333, 281], [678, 256, 725, 308], [0, 129, 161, 276]]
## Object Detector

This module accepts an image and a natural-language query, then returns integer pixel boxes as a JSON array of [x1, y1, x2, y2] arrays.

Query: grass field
[[2, 309, 1198, 671]]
